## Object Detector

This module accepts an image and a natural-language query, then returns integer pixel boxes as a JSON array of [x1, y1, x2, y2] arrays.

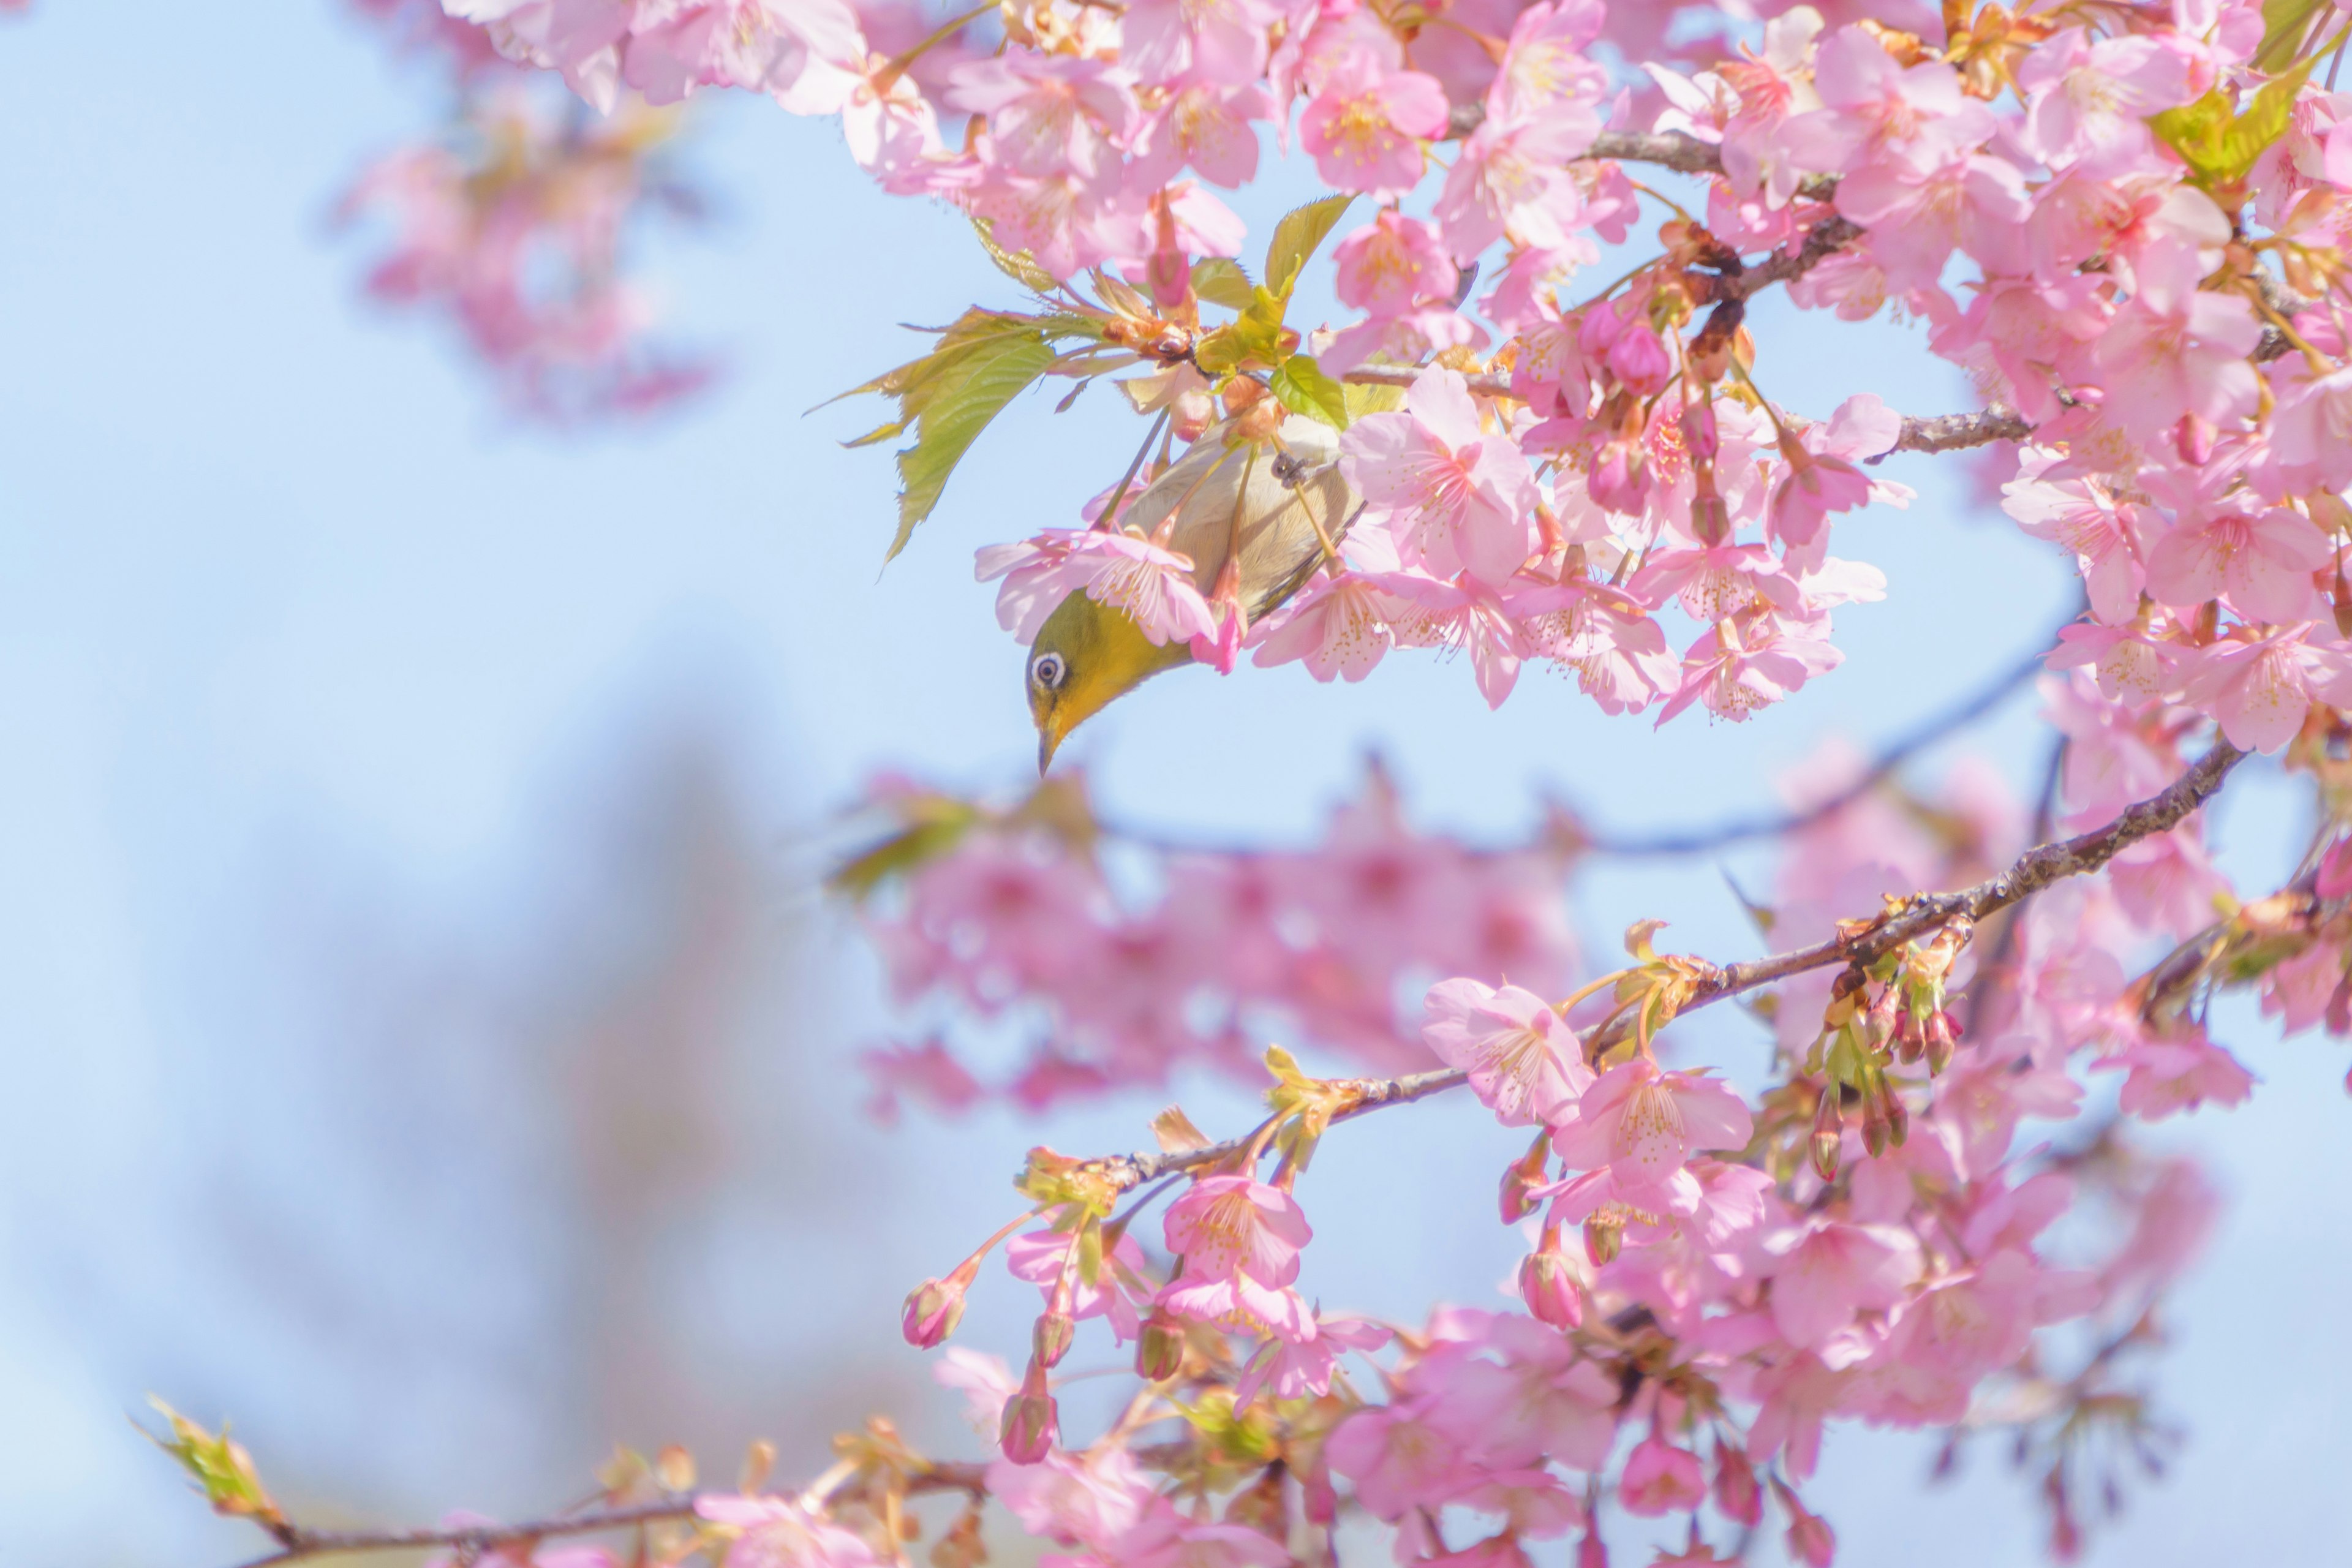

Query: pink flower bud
[[1809, 1086, 1842, 1182], [1606, 326, 1672, 397], [1583, 1215, 1622, 1267], [1498, 1136, 1550, 1224], [998, 1361, 1058, 1465], [2319, 837, 2352, 902], [902, 1276, 967, 1348], [1302, 1469, 1340, 1526], [1518, 1246, 1585, 1330], [1135, 1310, 1186, 1381], [1575, 1531, 1608, 1568], [1713, 1444, 1762, 1527], [1785, 1509, 1836, 1568], [1032, 1310, 1076, 1368], [1678, 394, 1719, 463], [1924, 1009, 1958, 1076]]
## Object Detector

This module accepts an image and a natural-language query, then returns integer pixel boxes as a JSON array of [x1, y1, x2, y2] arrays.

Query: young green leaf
[[1270, 353, 1351, 429], [973, 217, 1061, 295], [1264, 194, 1355, 299], [1191, 256, 1259, 311], [2254, 0, 2331, 72], [838, 308, 1104, 559]]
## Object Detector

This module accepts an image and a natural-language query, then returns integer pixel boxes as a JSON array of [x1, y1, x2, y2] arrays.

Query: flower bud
[[1583, 1215, 1623, 1267], [1860, 1078, 1891, 1159], [1924, 1009, 1957, 1076], [1518, 1246, 1585, 1330], [1785, 1509, 1836, 1568], [902, 1275, 968, 1348], [1713, 1444, 1762, 1527], [1884, 1088, 1909, 1148], [1499, 1134, 1550, 1225], [998, 1360, 1058, 1465], [1302, 1469, 1340, 1526], [1032, 1310, 1076, 1369], [1864, 985, 1899, 1053], [1576, 1531, 1608, 1568], [1135, 1310, 1186, 1382], [1809, 1085, 1842, 1182]]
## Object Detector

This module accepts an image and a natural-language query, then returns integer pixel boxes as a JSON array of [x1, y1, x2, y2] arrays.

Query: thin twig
[[1586, 643, 2048, 857], [234, 1467, 990, 1568], [1068, 738, 2247, 1193]]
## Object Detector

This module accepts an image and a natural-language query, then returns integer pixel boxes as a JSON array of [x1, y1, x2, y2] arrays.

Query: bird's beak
[[1037, 726, 1060, 775]]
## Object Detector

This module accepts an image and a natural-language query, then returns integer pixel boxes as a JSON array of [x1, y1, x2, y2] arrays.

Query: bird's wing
[[1120, 416, 1359, 621]]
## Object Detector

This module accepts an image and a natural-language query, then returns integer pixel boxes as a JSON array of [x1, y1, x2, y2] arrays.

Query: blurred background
[[2, 5, 2346, 1564]]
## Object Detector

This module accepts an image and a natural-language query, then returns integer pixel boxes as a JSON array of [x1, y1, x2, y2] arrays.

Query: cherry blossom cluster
[[340, 2, 711, 418], [837, 679, 2352, 1562], [846, 764, 1579, 1112]]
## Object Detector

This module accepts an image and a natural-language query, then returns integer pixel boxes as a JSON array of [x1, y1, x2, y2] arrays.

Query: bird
[[1026, 413, 1359, 772]]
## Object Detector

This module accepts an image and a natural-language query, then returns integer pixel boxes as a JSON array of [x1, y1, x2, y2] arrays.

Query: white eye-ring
[[1031, 651, 1068, 691]]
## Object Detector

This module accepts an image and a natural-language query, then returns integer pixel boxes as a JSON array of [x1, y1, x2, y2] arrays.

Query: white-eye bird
[[1025, 413, 1359, 771]]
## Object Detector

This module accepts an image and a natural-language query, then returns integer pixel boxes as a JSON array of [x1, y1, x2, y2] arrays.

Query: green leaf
[[829, 801, 980, 898], [1270, 353, 1350, 428], [2218, 58, 2315, 180], [2255, 0, 2331, 72], [972, 217, 1060, 295], [837, 309, 1104, 559], [1191, 256, 1258, 311], [2149, 58, 2315, 186], [143, 1399, 284, 1528], [1343, 379, 1406, 421], [1192, 290, 1289, 375], [1263, 194, 1354, 299]]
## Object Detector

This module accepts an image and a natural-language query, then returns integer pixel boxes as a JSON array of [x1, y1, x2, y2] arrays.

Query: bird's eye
[[1031, 651, 1067, 691]]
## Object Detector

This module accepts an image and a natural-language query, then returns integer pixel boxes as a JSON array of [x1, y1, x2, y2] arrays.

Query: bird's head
[[1027, 589, 1192, 772]]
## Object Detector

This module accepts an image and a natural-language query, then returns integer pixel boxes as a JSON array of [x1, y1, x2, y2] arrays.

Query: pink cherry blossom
[[2094, 245, 2264, 441], [1551, 1060, 1753, 1202], [2143, 505, 2329, 623], [1616, 1438, 1705, 1517], [2177, 624, 2352, 752], [1298, 55, 1448, 197], [1340, 368, 1539, 586], [1760, 1219, 1923, 1351], [1120, 0, 1281, 88], [1333, 211, 1456, 317], [1422, 978, 1593, 1126], [1163, 1175, 1311, 1284], [1656, 610, 1845, 725]]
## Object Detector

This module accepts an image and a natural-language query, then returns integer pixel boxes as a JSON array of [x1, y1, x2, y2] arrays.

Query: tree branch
[[1684, 736, 2247, 1010], [1583, 643, 2047, 858], [233, 1467, 990, 1568], [1071, 738, 2246, 1191], [1336, 364, 2034, 460]]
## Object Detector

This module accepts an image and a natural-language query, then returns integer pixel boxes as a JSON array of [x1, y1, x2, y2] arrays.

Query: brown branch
[[234, 1468, 990, 1568], [1076, 1066, 1469, 1194], [1072, 738, 2246, 1188], [1712, 215, 1864, 303], [1336, 368, 2031, 459]]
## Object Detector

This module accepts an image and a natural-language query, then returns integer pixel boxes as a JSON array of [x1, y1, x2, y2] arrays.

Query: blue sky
[[1, 5, 2345, 1565]]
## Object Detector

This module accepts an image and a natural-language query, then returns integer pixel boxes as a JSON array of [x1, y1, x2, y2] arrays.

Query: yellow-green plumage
[[1026, 413, 1359, 771]]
